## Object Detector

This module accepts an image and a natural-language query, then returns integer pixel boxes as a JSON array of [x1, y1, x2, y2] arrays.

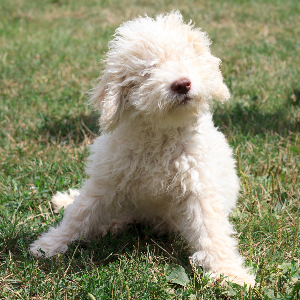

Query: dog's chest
[[117, 131, 204, 200], [135, 137, 184, 177]]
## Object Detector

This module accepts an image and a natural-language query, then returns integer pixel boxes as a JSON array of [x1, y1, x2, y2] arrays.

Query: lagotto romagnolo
[[30, 11, 255, 286]]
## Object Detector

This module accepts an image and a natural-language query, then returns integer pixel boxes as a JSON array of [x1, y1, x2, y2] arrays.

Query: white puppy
[[30, 11, 255, 286]]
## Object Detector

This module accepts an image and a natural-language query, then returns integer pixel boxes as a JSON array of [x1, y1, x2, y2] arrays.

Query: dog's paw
[[219, 268, 256, 287], [190, 252, 255, 287], [52, 189, 78, 213], [30, 236, 68, 258]]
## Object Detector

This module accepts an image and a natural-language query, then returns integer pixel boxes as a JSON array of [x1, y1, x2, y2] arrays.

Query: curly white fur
[[30, 11, 255, 286]]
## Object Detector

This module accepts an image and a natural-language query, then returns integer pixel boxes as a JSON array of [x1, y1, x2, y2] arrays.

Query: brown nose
[[171, 78, 191, 94]]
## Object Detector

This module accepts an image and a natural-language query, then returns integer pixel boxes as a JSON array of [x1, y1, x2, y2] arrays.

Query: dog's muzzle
[[171, 78, 192, 105], [171, 78, 191, 95]]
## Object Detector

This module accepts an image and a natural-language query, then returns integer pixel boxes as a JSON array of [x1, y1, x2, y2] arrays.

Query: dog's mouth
[[180, 96, 191, 105], [172, 95, 193, 108]]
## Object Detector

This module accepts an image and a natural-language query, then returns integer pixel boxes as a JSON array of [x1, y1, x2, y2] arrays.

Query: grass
[[1, 0, 300, 298]]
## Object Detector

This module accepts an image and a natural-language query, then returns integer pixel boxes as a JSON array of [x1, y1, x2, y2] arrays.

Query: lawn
[[1, 0, 300, 299]]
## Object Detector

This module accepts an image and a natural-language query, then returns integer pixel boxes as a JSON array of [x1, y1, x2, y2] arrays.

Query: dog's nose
[[171, 78, 191, 94]]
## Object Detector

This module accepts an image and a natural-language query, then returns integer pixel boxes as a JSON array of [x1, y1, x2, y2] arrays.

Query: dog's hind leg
[[51, 189, 80, 213], [178, 194, 255, 286], [30, 179, 129, 257]]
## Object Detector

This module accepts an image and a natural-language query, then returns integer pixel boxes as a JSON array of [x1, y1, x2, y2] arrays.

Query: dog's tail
[[51, 189, 80, 213]]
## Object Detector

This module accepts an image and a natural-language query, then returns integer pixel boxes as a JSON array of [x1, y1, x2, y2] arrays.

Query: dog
[[30, 11, 255, 286]]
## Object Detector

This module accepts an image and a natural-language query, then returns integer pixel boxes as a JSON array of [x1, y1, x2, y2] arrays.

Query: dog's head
[[90, 11, 230, 133]]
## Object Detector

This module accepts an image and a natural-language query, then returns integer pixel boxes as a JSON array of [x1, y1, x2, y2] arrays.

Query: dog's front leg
[[178, 194, 255, 286], [30, 180, 121, 257]]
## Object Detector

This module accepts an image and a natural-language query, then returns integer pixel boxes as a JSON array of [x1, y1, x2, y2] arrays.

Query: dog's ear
[[188, 29, 230, 102], [212, 82, 230, 102], [90, 73, 126, 133], [188, 29, 211, 55]]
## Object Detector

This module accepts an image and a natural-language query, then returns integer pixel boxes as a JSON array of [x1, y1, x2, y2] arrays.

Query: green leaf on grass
[[164, 264, 190, 286]]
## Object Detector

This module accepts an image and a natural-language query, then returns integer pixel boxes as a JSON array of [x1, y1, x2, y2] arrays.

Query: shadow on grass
[[72, 223, 190, 268], [37, 112, 99, 145], [35, 89, 300, 145], [214, 92, 300, 137], [2, 221, 190, 274]]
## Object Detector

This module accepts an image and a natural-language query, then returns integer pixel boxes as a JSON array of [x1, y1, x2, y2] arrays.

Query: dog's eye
[[140, 63, 157, 77], [140, 70, 151, 77]]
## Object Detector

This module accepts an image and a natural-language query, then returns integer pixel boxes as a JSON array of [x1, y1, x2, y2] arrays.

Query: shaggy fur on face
[[30, 11, 255, 286]]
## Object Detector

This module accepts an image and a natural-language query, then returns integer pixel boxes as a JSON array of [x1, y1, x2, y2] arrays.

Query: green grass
[[1, 0, 300, 298]]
